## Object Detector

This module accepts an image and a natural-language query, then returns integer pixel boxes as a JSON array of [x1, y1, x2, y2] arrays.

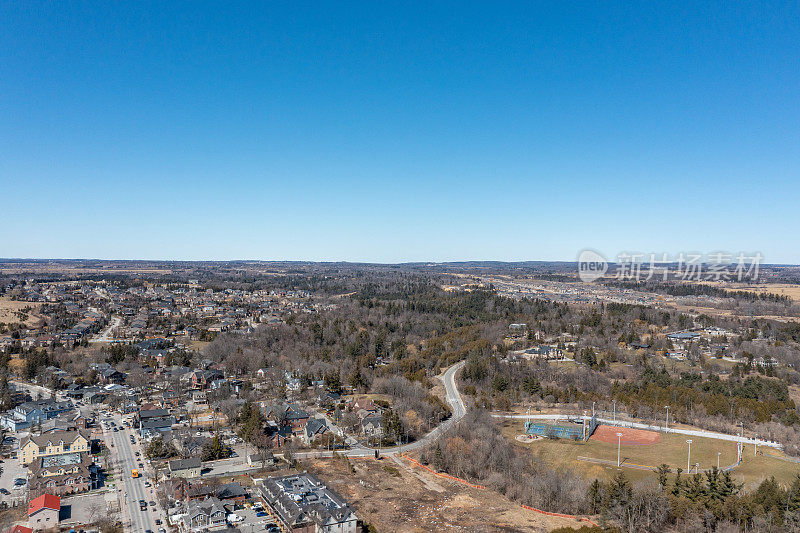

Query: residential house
[[302, 418, 328, 446], [169, 457, 202, 479], [247, 451, 275, 468], [266, 403, 310, 435], [181, 497, 227, 531], [1, 399, 74, 431]]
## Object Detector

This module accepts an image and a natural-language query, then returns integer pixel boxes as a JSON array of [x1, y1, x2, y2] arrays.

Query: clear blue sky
[[1, 2, 799, 263]]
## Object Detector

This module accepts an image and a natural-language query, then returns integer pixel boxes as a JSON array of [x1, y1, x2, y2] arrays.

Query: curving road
[[294, 360, 467, 459]]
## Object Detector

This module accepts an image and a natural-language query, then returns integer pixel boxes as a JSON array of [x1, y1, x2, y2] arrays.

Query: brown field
[[685, 281, 800, 301], [502, 420, 800, 487], [591, 425, 660, 445], [306, 456, 590, 532], [0, 297, 43, 327]]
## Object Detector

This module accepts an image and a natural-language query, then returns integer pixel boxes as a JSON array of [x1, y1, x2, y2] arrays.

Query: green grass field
[[502, 420, 800, 487]]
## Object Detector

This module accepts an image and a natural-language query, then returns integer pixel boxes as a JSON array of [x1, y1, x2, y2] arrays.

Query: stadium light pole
[[754, 434, 758, 456], [592, 401, 595, 417], [665, 406, 670, 430], [616, 433, 623, 467], [686, 439, 693, 472], [717, 451, 721, 470]]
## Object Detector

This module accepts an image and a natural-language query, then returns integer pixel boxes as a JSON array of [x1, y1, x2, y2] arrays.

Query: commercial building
[[18, 430, 90, 466]]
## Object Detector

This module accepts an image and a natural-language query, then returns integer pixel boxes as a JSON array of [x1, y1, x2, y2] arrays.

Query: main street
[[102, 415, 166, 533]]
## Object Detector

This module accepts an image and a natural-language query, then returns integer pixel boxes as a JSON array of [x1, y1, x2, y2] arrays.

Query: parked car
[[14, 478, 26, 486], [0, 488, 10, 495]]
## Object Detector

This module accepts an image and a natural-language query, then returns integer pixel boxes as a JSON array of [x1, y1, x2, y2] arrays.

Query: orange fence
[[401, 454, 486, 489], [400, 454, 598, 527], [520, 504, 599, 527]]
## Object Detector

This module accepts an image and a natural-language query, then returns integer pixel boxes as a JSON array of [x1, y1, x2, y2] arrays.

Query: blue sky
[[1, 2, 799, 263]]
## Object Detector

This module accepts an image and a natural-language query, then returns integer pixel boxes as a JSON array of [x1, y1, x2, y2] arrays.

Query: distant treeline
[[606, 280, 792, 304]]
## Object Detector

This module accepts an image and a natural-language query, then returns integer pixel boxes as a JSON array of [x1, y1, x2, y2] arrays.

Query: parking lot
[[0, 455, 29, 508], [60, 492, 113, 526], [228, 506, 279, 533]]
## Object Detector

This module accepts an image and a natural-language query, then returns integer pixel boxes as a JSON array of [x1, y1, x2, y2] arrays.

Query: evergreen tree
[[588, 479, 602, 514], [656, 464, 671, 490]]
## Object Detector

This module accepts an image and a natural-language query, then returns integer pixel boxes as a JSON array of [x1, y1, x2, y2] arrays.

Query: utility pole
[[717, 451, 721, 470], [665, 406, 670, 430], [686, 439, 693, 473], [616, 432, 623, 467]]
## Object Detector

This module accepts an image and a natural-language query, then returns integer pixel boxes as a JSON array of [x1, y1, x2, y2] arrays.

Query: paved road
[[297, 360, 467, 458], [103, 415, 166, 533], [493, 413, 783, 450], [204, 360, 469, 472], [91, 316, 122, 343]]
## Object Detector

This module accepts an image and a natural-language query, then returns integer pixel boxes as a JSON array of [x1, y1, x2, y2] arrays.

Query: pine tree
[[588, 479, 602, 514], [609, 472, 631, 506], [656, 464, 671, 490], [672, 467, 684, 497], [788, 474, 800, 512], [686, 473, 706, 502], [433, 444, 445, 470]]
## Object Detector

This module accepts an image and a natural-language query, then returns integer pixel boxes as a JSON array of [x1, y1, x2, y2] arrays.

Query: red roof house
[[10, 526, 34, 533], [28, 494, 60, 530]]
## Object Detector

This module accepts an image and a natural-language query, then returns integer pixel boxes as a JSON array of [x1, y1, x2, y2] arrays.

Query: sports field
[[502, 420, 800, 486]]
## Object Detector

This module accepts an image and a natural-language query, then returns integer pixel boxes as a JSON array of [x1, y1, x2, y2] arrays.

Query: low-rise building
[[19, 430, 90, 466], [29, 452, 96, 495], [28, 494, 61, 531], [169, 457, 202, 479], [258, 473, 358, 533], [1, 399, 74, 431], [181, 496, 226, 531]]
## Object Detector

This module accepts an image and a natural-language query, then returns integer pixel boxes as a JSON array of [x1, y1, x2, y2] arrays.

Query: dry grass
[[502, 420, 800, 486], [0, 297, 43, 327]]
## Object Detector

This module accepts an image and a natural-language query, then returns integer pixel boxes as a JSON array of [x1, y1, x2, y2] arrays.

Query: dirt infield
[[590, 424, 661, 445]]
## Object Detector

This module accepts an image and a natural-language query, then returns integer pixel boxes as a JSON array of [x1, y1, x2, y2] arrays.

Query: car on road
[[266, 526, 280, 533], [135, 452, 140, 456], [145, 529, 153, 533], [154, 519, 161, 525], [14, 478, 26, 486], [149, 501, 156, 507], [0, 488, 10, 495], [158, 528, 166, 533], [144, 481, 151, 487], [255, 512, 268, 517]]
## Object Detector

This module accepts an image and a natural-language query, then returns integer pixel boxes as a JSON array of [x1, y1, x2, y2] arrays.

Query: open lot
[[502, 420, 800, 486], [60, 492, 113, 526], [306, 456, 589, 532], [0, 297, 43, 327]]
